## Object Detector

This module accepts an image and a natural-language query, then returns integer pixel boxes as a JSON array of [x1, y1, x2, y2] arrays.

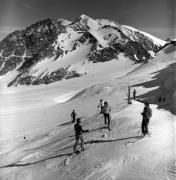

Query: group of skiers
[[72, 88, 152, 153], [71, 99, 112, 153]]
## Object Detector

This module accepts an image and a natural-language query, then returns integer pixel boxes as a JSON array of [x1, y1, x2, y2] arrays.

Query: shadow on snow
[[0, 135, 141, 168], [24, 135, 75, 152], [133, 62, 176, 115]]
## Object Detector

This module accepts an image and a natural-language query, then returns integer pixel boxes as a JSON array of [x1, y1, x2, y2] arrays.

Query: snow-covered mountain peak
[[56, 18, 72, 26], [80, 14, 92, 20], [78, 14, 100, 30], [0, 14, 167, 87], [97, 18, 119, 27]]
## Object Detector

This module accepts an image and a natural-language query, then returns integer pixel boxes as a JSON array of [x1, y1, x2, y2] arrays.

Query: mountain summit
[[0, 15, 166, 87]]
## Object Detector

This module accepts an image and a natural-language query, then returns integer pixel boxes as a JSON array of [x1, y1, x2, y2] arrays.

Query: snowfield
[[0, 43, 176, 180]]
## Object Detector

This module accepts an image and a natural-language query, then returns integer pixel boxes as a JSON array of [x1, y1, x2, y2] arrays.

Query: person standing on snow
[[102, 101, 111, 130], [73, 118, 89, 153], [71, 110, 77, 123], [141, 102, 152, 136], [133, 89, 136, 100], [97, 99, 104, 114]]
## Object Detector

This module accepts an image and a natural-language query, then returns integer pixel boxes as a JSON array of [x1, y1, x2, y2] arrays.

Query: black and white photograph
[[0, 0, 176, 179]]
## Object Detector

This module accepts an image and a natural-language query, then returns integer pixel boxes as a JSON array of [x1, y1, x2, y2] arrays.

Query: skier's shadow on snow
[[1, 136, 141, 168], [0, 152, 73, 168], [54, 135, 141, 153], [85, 135, 141, 144], [24, 135, 75, 152], [58, 121, 73, 126]]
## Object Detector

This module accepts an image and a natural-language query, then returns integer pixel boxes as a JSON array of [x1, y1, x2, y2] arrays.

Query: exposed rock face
[[0, 15, 165, 86]]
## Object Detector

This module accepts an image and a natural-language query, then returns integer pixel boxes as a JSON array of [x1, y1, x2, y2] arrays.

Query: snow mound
[[54, 90, 82, 103]]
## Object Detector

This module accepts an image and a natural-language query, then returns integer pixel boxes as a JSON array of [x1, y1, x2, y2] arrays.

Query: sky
[[0, 0, 175, 40]]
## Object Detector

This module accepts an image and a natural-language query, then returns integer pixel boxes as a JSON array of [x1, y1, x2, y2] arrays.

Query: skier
[[158, 97, 161, 103], [97, 99, 104, 114], [141, 102, 152, 137], [102, 101, 111, 130], [133, 89, 136, 100], [73, 118, 89, 153], [127, 86, 132, 104], [71, 110, 77, 123]]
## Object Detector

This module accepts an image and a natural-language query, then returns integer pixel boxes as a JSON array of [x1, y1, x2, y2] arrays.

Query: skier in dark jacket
[[71, 110, 77, 123], [102, 101, 111, 130], [141, 102, 152, 136], [73, 118, 89, 153], [133, 89, 136, 100]]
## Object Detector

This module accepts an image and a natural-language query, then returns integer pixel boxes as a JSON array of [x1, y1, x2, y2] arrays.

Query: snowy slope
[[0, 32, 175, 180], [29, 42, 92, 78], [89, 27, 128, 47]]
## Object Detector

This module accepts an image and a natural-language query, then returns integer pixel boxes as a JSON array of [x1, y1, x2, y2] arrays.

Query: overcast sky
[[0, 0, 175, 40]]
